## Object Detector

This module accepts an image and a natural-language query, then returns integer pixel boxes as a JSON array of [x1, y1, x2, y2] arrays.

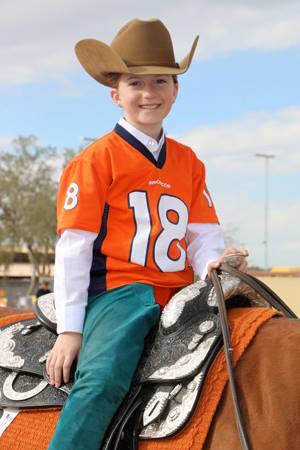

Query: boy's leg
[[48, 283, 160, 450]]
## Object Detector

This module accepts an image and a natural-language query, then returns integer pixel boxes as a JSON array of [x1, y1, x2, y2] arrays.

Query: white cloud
[[194, 0, 300, 57], [180, 106, 300, 175], [1, 0, 300, 85]]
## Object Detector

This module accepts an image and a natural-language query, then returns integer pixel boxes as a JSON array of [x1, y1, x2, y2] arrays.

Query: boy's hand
[[207, 246, 249, 277], [46, 332, 82, 388]]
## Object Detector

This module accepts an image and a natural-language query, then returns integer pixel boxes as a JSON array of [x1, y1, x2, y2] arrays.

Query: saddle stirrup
[[211, 269, 251, 450]]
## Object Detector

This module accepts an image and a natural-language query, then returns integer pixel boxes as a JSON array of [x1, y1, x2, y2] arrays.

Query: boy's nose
[[142, 84, 156, 97]]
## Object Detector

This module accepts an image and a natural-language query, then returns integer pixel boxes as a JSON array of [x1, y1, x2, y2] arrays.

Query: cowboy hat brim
[[75, 35, 199, 87]]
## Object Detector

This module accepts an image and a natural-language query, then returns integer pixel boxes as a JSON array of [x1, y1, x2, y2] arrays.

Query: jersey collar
[[114, 119, 166, 168], [118, 117, 165, 155]]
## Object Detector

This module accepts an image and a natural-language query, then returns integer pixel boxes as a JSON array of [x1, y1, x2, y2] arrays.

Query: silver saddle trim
[[0, 322, 26, 370], [0, 299, 69, 409], [136, 256, 269, 440], [0, 319, 56, 376], [34, 293, 57, 333], [133, 279, 222, 440], [161, 281, 207, 329], [3, 372, 48, 401], [137, 280, 221, 383], [145, 332, 219, 382], [207, 271, 269, 308], [140, 372, 203, 439], [0, 366, 68, 408]]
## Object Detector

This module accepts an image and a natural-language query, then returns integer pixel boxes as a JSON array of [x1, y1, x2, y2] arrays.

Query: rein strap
[[211, 269, 251, 450]]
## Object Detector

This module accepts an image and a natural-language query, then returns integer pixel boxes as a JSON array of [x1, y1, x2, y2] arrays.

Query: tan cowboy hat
[[75, 18, 199, 87]]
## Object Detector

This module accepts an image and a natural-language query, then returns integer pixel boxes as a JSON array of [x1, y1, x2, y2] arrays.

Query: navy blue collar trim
[[113, 123, 166, 169]]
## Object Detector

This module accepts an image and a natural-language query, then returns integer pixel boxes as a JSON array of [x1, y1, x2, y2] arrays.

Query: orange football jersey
[[57, 124, 219, 300]]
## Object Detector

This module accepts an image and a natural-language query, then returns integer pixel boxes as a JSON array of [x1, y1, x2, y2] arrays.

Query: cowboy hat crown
[[75, 18, 199, 87]]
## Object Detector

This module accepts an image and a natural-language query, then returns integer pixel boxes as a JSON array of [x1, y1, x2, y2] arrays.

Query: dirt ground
[[257, 276, 300, 316]]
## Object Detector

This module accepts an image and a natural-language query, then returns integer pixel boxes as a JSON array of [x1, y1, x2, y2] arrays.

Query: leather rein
[[211, 263, 298, 450]]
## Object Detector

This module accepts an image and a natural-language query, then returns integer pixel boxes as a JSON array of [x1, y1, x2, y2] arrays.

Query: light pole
[[255, 153, 275, 270]]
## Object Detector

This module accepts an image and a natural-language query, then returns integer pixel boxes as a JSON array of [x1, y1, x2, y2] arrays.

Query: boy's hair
[[107, 73, 178, 88]]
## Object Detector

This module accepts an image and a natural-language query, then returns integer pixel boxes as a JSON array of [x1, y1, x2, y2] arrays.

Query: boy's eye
[[156, 78, 167, 84], [129, 80, 139, 86]]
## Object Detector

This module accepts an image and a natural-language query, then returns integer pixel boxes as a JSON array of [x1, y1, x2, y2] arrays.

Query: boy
[[47, 18, 248, 450]]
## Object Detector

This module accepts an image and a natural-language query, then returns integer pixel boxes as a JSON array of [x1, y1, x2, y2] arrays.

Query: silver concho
[[188, 333, 203, 351], [3, 372, 48, 401], [169, 406, 180, 421], [199, 320, 215, 334]]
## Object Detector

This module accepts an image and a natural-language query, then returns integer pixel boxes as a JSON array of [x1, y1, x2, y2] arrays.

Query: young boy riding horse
[[46, 18, 248, 449]]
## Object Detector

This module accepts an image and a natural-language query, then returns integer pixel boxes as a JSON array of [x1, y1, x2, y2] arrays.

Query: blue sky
[[1, 0, 299, 268]]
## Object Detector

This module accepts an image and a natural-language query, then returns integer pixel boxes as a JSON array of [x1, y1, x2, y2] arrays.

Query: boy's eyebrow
[[126, 75, 139, 80], [126, 74, 168, 81]]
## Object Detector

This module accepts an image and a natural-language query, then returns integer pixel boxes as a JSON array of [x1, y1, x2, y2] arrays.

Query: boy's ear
[[110, 89, 121, 107]]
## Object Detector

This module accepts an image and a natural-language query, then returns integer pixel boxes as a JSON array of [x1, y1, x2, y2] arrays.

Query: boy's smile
[[111, 74, 178, 140]]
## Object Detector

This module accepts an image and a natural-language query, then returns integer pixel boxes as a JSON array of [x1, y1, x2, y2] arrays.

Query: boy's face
[[110, 74, 178, 139]]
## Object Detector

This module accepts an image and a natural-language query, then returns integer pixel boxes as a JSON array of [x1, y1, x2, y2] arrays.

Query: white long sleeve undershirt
[[54, 224, 225, 334], [54, 229, 97, 334]]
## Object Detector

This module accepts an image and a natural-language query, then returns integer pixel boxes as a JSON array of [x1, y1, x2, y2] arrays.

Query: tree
[[0, 135, 58, 293]]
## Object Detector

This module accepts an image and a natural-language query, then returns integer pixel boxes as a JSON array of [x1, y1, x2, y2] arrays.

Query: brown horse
[[204, 315, 300, 450], [1, 307, 300, 450]]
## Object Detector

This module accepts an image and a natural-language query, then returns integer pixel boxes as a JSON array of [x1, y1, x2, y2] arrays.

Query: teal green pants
[[48, 283, 160, 450]]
